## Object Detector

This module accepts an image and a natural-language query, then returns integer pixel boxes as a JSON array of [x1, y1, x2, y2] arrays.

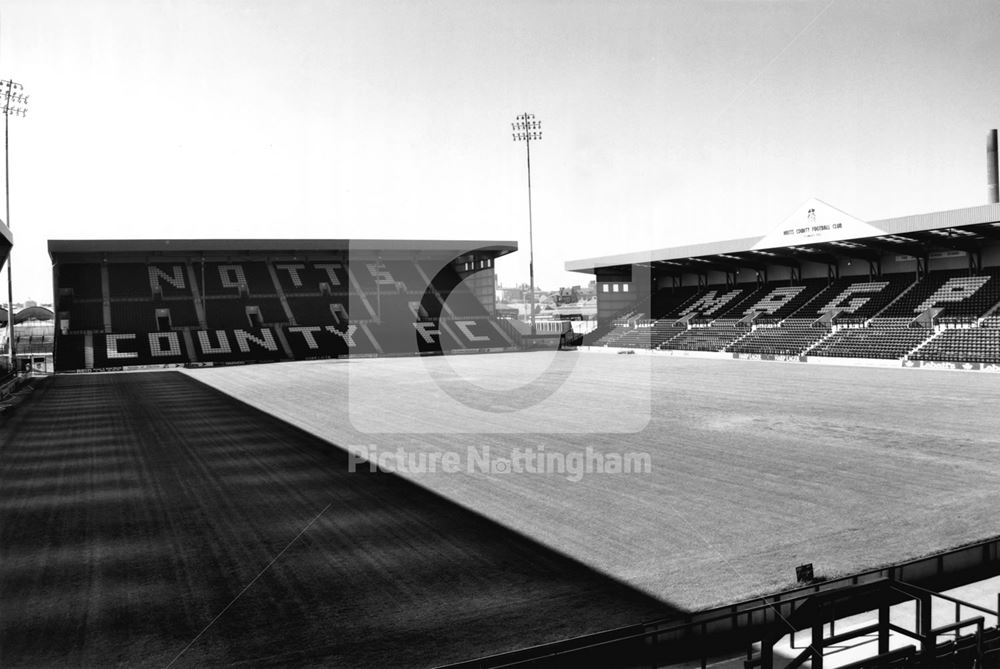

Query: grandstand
[[48, 239, 518, 371], [568, 199, 1000, 368], [0, 306, 55, 373]]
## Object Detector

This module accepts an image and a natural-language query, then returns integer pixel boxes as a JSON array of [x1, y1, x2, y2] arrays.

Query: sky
[[1, 0, 1000, 304]]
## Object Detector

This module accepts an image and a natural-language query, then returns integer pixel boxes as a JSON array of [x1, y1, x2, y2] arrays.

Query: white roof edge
[[566, 202, 1000, 273]]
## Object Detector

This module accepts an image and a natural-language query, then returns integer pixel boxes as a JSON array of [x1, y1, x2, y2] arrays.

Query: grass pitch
[[0, 371, 669, 668], [187, 352, 1000, 611]]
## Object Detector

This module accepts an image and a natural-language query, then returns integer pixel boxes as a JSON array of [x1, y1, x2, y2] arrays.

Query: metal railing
[[436, 535, 1000, 668]]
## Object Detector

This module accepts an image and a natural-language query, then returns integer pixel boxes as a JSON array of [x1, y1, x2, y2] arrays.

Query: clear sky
[[2, 0, 999, 303]]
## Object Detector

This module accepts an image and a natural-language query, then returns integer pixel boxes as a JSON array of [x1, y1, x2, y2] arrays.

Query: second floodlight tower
[[512, 113, 541, 335]]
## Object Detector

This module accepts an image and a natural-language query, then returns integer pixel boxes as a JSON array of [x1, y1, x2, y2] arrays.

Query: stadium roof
[[566, 199, 1000, 274], [48, 238, 517, 259], [0, 305, 54, 325]]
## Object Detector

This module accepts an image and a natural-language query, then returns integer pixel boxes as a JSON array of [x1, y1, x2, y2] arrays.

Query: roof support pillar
[[969, 250, 982, 274]]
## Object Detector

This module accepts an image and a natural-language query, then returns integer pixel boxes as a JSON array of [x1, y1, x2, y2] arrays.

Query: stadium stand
[[584, 268, 1000, 361], [0, 307, 56, 372], [49, 240, 517, 371]]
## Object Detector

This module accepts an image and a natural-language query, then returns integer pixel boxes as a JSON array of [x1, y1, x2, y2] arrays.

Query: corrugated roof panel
[[567, 202, 1000, 273]]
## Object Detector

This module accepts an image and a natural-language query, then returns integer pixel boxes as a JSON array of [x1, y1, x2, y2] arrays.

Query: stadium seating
[[53, 256, 510, 370], [197, 261, 275, 296], [744, 279, 829, 323], [380, 260, 429, 292], [147, 263, 191, 294], [608, 324, 654, 349], [189, 328, 284, 364], [607, 320, 689, 349], [286, 296, 351, 325], [272, 260, 349, 295], [63, 256, 1000, 370], [203, 297, 287, 329], [110, 300, 157, 333], [650, 285, 701, 319], [109, 263, 155, 298], [877, 269, 971, 319], [726, 320, 832, 356], [674, 286, 754, 322], [591, 325, 632, 346], [792, 274, 914, 323], [58, 263, 102, 299], [13, 334, 53, 355], [982, 315, 1000, 328], [10, 321, 55, 357], [94, 331, 193, 367], [432, 317, 508, 352], [596, 270, 1000, 360], [68, 301, 104, 332], [283, 323, 365, 358], [808, 326, 933, 359], [661, 321, 749, 352], [648, 320, 687, 347], [156, 297, 200, 327], [909, 327, 1000, 363], [54, 334, 86, 370], [933, 268, 1000, 322]]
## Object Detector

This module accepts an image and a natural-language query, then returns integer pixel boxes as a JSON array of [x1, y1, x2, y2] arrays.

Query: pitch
[[0, 371, 670, 668], [186, 352, 1000, 610]]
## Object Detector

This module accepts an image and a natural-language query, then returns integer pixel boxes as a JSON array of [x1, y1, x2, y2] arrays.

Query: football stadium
[[1, 130, 999, 668]]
